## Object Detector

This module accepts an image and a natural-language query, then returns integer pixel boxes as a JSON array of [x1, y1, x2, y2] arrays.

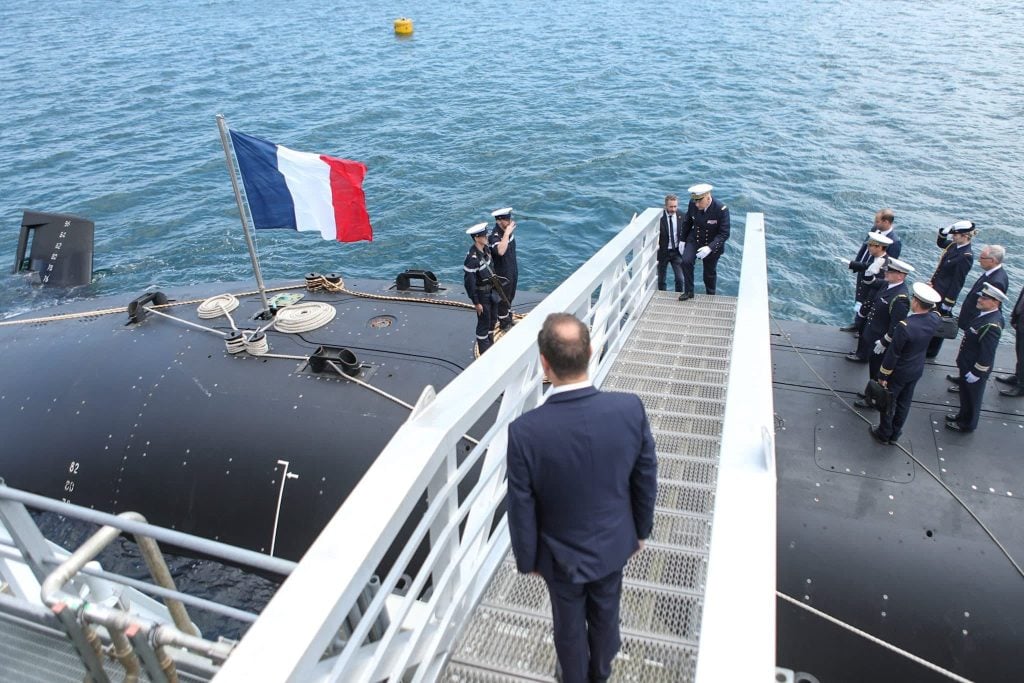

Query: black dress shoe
[[944, 414, 960, 423], [678, 292, 694, 301], [839, 323, 858, 332], [945, 374, 960, 382], [995, 375, 1018, 385], [845, 353, 867, 363], [945, 422, 971, 433], [1000, 386, 1024, 397], [947, 385, 960, 394], [869, 426, 892, 445], [854, 399, 875, 409]]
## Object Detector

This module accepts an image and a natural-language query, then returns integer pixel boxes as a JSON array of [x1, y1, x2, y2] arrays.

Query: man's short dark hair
[[538, 313, 591, 377]]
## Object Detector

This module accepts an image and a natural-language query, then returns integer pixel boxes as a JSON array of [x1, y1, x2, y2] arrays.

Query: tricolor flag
[[228, 130, 372, 242]]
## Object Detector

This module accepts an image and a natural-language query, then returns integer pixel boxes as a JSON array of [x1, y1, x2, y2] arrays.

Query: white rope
[[273, 302, 336, 333], [225, 333, 246, 354], [197, 294, 240, 319], [244, 333, 269, 356], [143, 306, 227, 337], [777, 592, 973, 682]]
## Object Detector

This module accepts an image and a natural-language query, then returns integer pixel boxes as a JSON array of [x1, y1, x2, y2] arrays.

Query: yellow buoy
[[393, 17, 414, 35]]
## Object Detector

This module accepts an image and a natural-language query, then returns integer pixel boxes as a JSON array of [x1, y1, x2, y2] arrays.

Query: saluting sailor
[[849, 257, 913, 390], [678, 183, 730, 300], [488, 207, 518, 330], [843, 231, 894, 336], [840, 208, 901, 332], [464, 222, 500, 354], [946, 283, 1007, 433], [871, 282, 942, 445], [925, 220, 976, 358]]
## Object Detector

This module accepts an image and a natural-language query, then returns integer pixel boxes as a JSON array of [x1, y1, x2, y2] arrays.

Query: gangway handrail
[[217, 208, 663, 681]]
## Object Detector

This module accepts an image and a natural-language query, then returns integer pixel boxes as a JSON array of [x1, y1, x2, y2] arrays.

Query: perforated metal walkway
[[443, 292, 737, 682]]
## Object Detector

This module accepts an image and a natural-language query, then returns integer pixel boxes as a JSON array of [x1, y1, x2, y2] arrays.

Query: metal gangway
[[0, 209, 775, 682], [217, 208, 777, 681]]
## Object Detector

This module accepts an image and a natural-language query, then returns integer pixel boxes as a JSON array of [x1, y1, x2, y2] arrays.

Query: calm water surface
[[3, 0, 1024, 636]]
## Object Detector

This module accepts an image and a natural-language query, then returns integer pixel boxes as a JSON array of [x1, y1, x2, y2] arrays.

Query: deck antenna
[[215, 113, 272, 318]]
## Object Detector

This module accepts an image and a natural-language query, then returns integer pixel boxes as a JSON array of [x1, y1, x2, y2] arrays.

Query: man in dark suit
[[871, 283, 943, 445], [656, 194, 684, 292], [926, 220, 976, 358], [996, 285, 1024, 397], [678, 183, 730, 300], [507, 313, 657, 683], [945, 245, 1008, 391], [840, 208, 902, 332], [946, 283, 1007, 432], [848, 257, 912, 388]]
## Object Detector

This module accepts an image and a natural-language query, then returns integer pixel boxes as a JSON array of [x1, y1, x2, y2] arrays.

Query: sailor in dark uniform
[[840, 208, 901, 332], [996, 286, 1024, 397], [488, 207, 518, 330], [848, 257, 912, 390], [841, 231, 893, 336], [464, 222, 500, 354], [945, 244, 1009, 391], [678, 183, 730, 300], [925, 220, 976, 358], [657, 194, 684, 292], [871, 283, 942, 445], [946, 283, 1007, 433]]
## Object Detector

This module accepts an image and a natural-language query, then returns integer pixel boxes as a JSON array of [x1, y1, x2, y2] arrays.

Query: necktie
[[668, 215, 675, 249]]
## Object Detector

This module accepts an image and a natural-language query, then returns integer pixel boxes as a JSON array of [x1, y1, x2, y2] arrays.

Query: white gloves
[[873, 340, 886, 355], [939, 224, 952, 236], [836, 256, 851, 266], [854, 302, 862, 315], [965, 372, 980, 384], [696, 246, 712, 260]]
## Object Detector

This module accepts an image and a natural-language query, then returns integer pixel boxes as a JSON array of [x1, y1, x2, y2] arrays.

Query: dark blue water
[[2, 1, 1023, 324], [3, 0, 1024, 639]]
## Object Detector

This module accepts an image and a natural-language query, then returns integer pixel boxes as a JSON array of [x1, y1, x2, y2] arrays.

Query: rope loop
[[197, 294, 240, 319], [273, 302, 337, 333]]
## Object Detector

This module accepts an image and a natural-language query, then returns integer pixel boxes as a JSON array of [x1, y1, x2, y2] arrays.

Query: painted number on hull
[[62, 459, 80, 503]]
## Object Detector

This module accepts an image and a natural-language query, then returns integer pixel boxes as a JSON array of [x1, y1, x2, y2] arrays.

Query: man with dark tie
[[871, 283, 943, 445], [678, 183, 730, 300], [507, 313, 657, 683], [656, 194, 684, 292], [946, 283, 1007, 433], [926, 220, 976, 358], [996, 285, 1024, 397], [945, 245, 1008, 391], [840, 208, 902, 332]]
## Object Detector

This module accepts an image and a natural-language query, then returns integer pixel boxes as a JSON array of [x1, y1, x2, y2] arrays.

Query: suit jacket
[[957, 267, 1009, 332], [506, 387, 657, 583], [956, 309, 1004, 376], [930, 239, 974, 311], [681, 197, 730, 254], [657, 210, 684, 260], [1012, 287, 1024, 330], [879, 311, 942, 385]]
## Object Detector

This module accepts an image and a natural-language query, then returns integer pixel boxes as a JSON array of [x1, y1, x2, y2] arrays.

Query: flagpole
[[216, 113, 271, 317]]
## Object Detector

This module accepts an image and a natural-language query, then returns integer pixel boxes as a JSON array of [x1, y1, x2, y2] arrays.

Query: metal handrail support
[[216, 208, 664, 681]]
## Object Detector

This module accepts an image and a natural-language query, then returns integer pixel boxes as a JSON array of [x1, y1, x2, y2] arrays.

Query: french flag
[[229, 129, 372, 242]]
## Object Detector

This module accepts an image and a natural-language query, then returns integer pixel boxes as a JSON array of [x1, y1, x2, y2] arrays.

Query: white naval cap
[[911, 282, 942, 305], [466, 222, 489, 236], [866, 231, 894, 246], [947, 219, 976, 234], [688, 183, 713, 199], [491, 207, 513, 218], [980, 282, 1008, 302], [884, 257, 914, 274]]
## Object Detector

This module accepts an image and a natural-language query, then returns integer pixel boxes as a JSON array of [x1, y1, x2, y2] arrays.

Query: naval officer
[[678, 183, 730, 300], [842, 231, 894, 337], [871, 282, 942, 445], [946, 283, 1007, 433], [996, 286, 1024, 397], [849, 257, 912, 391], [488, 207, 518, 330], [840, 208, 902, 332], [464, 222, 500, 354], [926, 220, 976, 358], [944, 245, 1008, 392], [656, 194, 685, 292]]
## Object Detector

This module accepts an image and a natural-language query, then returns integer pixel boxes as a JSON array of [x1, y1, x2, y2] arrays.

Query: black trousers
[[495, 273, 518, 328], [953, 374, 987, 431], [680, 242, 721, 295], [656, 253, 683, 292], [474, 290, 499, 353], [878, 377, 918, 441], [1014, 324, 1024, 385], [545, 569, 623, 683]]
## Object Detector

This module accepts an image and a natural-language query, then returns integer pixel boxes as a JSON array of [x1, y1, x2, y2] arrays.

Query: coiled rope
[[273, 302, 337, 334], [197, 293, 240, 319]]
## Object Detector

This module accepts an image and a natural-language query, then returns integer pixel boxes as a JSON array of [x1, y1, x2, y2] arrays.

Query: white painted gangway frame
[[216, 210, 775, 682]]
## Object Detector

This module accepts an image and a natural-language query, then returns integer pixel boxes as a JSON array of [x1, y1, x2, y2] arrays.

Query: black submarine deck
[[772, 319, 1023, 682]]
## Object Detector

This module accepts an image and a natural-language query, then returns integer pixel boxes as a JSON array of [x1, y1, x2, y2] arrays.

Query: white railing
[[215, 208, 663, 682]]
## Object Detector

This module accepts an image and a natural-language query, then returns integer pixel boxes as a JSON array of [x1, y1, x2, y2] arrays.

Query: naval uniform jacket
[[487, 225, 518, 284], [930, 238, 974, 311], [879, 311, 942, 385], [1013, 287, 1024, 332], [957, 266, 1009, 332], [463, 245, 495, 305], [850, 256, 888, 305], [863, 282, 910, 347], [681, 197, 730, 255], [658, 210, 684, 261], [956, 309, 1004, 378]]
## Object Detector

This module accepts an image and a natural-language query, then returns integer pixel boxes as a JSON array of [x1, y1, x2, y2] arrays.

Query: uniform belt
[[477, 284, 492, 292]]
